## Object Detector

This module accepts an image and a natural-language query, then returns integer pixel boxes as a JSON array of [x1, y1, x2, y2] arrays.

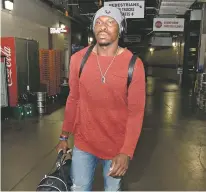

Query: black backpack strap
[[79, 44, 95, 78], [127, 54, 138, 89]]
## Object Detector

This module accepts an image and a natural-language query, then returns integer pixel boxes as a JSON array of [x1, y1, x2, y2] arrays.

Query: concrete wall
[[145, 46, 184, 82], [146, 47, 184, 66], [1, 0, 71, 50]]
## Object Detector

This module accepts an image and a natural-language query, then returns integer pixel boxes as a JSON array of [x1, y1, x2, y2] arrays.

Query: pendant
[[102, 76, 106, 83]]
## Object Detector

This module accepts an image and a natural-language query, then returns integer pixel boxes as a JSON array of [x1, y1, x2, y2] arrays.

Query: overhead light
[[172, 42, 177, 47], [89, 37, 93, 42], [4, 0, 13, 11], [190, 48, 196, 52], [60, 24, 65, 29], [149, 48, 154, 52], [88, 37, 93, 43]]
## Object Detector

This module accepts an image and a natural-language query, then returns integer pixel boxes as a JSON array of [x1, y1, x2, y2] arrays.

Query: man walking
[[57, 6, 146, 191]]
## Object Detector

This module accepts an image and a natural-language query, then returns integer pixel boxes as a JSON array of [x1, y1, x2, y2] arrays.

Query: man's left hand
[[108, 153, 130, 177]]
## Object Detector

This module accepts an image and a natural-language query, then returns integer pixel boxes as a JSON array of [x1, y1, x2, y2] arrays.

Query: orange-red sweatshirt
[[62, 46, 145, 159]]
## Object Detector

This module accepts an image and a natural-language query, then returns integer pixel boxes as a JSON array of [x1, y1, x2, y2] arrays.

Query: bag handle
[[79, 44, 95, 78], [56, 149, 72, 168], [127, 55, 138, 89], [56, 149, 72, 184]]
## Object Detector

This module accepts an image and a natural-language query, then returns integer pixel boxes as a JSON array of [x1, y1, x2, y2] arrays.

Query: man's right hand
[[56, 140, 69, 154]]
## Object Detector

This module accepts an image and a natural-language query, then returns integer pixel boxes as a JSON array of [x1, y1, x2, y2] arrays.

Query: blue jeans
[[70, 146, 122, 191]]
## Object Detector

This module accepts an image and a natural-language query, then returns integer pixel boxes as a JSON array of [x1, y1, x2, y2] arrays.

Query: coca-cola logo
[[0, 46, 13, 86], [155, 21, 162, 28]]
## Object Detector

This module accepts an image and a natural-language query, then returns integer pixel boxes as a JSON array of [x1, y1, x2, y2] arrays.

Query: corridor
[[1, 77, 206, 191]]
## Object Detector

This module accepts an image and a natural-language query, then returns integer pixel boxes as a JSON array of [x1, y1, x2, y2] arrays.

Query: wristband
[[60, 134, 68, 138], [59, 137, 68, 141], [59, 134, 68, 141]]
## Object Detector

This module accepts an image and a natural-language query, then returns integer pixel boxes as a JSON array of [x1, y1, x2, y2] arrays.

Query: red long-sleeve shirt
[[62, 47, 145, 159]]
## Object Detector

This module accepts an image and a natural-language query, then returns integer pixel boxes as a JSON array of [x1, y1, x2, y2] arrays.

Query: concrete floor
[[1, 77, 206, 191]]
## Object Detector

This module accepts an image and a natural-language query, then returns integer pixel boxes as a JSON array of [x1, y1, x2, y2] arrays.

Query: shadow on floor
[[122, 128, 159, 190]]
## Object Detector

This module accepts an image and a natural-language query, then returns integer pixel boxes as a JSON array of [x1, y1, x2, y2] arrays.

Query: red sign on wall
[[153, 18, 185, 32], [1, 37, 18, 107], [155, 21, 162, 28]]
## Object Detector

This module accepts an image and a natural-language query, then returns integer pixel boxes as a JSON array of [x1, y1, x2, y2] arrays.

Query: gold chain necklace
[[96, 47, 119, 83]]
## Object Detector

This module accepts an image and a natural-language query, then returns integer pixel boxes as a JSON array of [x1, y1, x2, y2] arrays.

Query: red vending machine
[[1, 37, 40, 107], [1, 37, 18, 107]]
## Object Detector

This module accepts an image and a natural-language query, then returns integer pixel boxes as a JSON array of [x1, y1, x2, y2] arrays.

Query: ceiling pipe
[[56, 9, 82, 24], [146, 7, 159, 11], [41, 0, 87, 24], [146, 31, 154, 36], [80, 13, 95, 16]]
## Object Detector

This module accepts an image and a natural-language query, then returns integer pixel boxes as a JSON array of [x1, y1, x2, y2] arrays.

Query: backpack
[[79, 45, 138, 89]]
